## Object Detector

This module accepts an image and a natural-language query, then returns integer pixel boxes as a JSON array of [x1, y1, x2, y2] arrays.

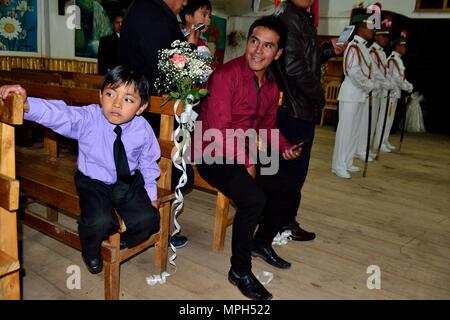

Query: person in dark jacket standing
[[119, 0, 201, 249], [120, 0, 187, 95], [274, 0, 344, 240], [97, 13, 123, 75]]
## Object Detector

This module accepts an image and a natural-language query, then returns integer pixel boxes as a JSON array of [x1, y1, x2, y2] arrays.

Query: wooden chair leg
[[0, 207, 21, 300], [1, 272, 20, 300], [46, 207, 59, 222], [103, 233, 120, 300], [154, 202, 169, 272], [212, 192, 230, 252]]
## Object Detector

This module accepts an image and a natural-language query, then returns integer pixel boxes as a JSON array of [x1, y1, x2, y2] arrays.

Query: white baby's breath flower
[[155, 40, 213, 96], [0, 17, 22, 40]]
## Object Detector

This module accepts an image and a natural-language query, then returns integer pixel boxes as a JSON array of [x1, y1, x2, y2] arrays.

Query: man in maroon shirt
[[196, 16, 302, 300]]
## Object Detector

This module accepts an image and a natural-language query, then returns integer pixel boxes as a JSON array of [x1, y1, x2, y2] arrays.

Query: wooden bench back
[[0, 80, 100, 106], [0, 93, 23, 299], [3, 69, 103, 89], [0, 70, 62, 85]]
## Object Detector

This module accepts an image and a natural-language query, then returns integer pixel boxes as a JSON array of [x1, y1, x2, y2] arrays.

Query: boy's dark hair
[[101, 65, 149, 105], [179, 0, 212, 25], [248, 16, 287, 50]]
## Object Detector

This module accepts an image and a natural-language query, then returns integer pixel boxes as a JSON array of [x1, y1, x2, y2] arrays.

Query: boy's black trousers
[[74, 170, 160, 259]]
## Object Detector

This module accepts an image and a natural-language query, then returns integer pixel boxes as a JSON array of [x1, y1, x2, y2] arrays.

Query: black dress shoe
[[228, 269, 272, 300], [82, 255, 103, 274], [251, 243, 291, 269], [282, 221, 316, 241]]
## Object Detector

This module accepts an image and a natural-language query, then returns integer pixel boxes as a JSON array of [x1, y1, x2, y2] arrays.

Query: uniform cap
[[351, 14, 374, 26]]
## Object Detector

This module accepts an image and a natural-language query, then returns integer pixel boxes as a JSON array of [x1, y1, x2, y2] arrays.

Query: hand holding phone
[[282, 142, 304, 160], [336, 25, 355, 45]]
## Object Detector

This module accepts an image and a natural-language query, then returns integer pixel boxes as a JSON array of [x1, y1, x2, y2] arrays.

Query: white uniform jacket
[[388, 51, 413, 99], [338, 35, 375, 103], [369, 42, 392, 97]]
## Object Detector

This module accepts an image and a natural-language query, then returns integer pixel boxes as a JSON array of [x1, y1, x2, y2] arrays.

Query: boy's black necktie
[[114, 125, 131, 182]]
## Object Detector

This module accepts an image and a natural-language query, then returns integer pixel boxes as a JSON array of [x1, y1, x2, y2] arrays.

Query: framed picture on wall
[[415, 0, 450, 12], [0, 0, 39, 53], [75, 0, 121, 58]]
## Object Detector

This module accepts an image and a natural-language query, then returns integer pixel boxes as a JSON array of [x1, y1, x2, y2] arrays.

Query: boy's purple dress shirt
[[25, 97, 160, 201]]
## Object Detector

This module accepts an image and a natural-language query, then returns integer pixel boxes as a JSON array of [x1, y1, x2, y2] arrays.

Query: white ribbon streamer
[[169, 94, 198, 264], [146, 272, 171, 286], [147, 94, 198, 286], [272, 230, 292, 246], [256, 271, 274, 285]]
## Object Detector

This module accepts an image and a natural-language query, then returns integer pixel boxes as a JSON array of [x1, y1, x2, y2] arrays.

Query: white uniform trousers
[[332, 100, 365, 172], [374, 97, 398, 148], [356, 94, 379, 156]]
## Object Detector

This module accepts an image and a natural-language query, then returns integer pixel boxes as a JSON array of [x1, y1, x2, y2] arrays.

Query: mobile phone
[[291, 142, 304, 152], [194, 23, 205, 31], [336, 25, 355, 45], [183, 23, 206, 37]]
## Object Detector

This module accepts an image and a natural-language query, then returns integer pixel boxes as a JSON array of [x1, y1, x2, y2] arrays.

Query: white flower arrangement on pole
[[154, 40, 212, 266]]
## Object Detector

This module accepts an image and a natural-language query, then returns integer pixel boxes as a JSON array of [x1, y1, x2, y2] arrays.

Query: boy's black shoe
[[169, 234, 188, 249], [228, 269, 272, 300], [82, 255, 103, 274]]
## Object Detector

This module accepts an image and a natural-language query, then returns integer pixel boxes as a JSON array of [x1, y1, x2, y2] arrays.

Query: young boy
[[180, 0, 212, 60], [0, 65, 161, 274]]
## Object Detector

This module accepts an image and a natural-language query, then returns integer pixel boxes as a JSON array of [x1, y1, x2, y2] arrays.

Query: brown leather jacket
[[274, 1, 335, 122]]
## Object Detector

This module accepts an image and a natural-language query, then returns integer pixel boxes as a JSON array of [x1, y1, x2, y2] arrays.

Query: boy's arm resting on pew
[[0, 84, 91, 141], [0, 84, 30, 112]]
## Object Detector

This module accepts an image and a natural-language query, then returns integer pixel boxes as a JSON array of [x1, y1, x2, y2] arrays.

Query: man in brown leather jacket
[[274, 0, 344, 240]]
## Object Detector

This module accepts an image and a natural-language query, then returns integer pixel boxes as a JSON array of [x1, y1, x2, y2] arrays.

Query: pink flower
[[171, 54, 186, 69]]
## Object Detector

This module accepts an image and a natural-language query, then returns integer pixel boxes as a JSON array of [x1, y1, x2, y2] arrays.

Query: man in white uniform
[[332, 14, 375, 179], [371, 27, 394, 153], [380, 38, 413, 151]]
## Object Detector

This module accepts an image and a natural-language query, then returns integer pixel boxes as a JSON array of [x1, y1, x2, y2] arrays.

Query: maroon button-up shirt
[[199, 55, 292, 167]]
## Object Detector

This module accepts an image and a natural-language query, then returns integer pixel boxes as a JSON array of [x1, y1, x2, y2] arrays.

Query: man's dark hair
[[179, 0, 212, 25], [101, 65, 149, 105], [248, 16, 287, 49], [110, 11, 124, 24]]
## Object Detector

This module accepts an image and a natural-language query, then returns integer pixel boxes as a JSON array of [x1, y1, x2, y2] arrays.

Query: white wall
[[224, 16, 254, 62], [318, 0, 450, 36], [3, 0, 449, 60]]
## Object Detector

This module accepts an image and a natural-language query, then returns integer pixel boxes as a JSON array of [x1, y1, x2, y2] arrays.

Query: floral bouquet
[[155, 40, 211, 113]]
